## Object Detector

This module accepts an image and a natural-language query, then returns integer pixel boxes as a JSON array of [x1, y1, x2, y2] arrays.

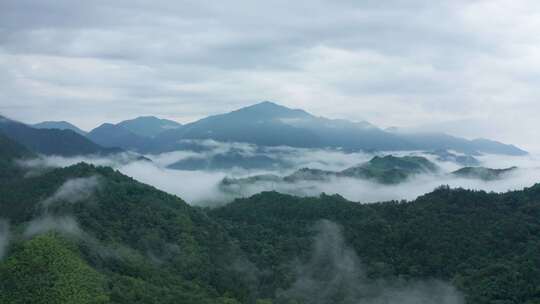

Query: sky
[[0, 0, 539, 152]]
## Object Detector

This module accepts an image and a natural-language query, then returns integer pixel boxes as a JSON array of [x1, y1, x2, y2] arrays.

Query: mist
[[41, 176, 101, 208], [278, 220, 464, 304], [18, 140, 540, 205], [24, 216, 82, 238], [23, 176, 101, 239]]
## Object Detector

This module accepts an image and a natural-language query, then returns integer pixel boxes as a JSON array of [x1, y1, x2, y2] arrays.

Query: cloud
[[278, 220, 464, 304], [41, 176, 101, 208], [20, 143, 540, 206], [1, 1, 540, 151], [24, 215, 82, 238], [0, 220, 9, 260]]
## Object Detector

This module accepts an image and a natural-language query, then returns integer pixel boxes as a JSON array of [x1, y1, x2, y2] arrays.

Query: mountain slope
[[220, 155, 440, 194], [87, 123, 148, 151], [210, 186, 540, 303], [117, 116, 182, 138], [153, 102, 322, 151], [0, 132, 36, 180], [2, 149, 540, 303], [452, 166, 518, 181], [0, 162, 251, 303], [152, 101, 526, 155], [0, 116, 119, 156], [33, 121, 88, 136]]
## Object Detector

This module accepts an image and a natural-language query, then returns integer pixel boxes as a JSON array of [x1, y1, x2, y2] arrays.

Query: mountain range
[[0, 116, 119, 157], [33, 121, 88, 136], [87, 101, 528, 155], [1, 101, 528, 157]]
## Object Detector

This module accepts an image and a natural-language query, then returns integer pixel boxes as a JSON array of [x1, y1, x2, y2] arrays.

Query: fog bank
[[20, 141, 540, 205]]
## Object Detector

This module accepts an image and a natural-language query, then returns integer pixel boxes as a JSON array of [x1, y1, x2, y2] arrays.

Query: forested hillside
[[0, 157, 251, 303], [1, 135, 539, 303], [210, 188, 540, 304]]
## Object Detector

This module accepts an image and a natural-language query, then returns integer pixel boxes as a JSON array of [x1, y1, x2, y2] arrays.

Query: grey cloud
[[2, 1, 540, 151]]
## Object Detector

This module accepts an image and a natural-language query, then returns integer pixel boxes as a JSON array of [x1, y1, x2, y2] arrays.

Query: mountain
[[87, 123, 148, 151], [0, 115, 120, 156], [0, 133, 36, 180], [33, 121, 88, 136], [428, 149, 480, 166], [0, 132, 35, 161], [117, 116, 182, 138], [2, 149, 540, 302], [452, 166, 518, 181], [341, 155, 439, 183], [0, 162, 250, 303], [210, 186, 540, 303], [168, 151, 282, 171], [151, 101, 412, 152], [220, 155, 440, 192], [151, 101, 526, 155]]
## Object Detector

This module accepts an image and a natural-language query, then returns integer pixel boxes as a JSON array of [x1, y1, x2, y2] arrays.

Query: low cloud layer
[[279, 220, 464, 303], [19, 141, 540, 205]]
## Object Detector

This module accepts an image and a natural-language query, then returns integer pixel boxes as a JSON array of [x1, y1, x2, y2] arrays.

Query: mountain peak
[[33, 120, 87, 136], [117, 116, 182, 138], [232, 101, 311, 119]]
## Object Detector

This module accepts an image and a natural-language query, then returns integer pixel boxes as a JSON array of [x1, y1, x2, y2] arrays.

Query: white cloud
[[24, 216, 82, 238], [21, 142, 540, 206]]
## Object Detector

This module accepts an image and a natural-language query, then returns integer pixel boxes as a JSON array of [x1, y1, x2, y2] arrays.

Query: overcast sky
[[1, 1, 539, 151]]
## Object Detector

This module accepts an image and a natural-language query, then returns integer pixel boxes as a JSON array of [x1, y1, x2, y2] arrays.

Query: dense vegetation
[[210, 188, 540, 304], [0, 138, 250, 303], [1, 133, 539, 303]]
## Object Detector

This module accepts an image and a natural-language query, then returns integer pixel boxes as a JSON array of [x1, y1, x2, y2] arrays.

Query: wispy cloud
[[278, 220, 464, 304]]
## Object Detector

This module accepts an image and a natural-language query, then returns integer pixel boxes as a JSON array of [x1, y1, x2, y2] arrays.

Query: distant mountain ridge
[[221, 155, 440, 191], [0, 115, 120, 156], [117, 116, 182, 137], [8, 102, 528, 155], [33, 121, 88, 136], [149, 101, 526, 155]]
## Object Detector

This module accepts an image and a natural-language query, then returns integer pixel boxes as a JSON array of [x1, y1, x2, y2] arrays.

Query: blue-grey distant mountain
[[117, 116, 182, 137], [87, 123, 148, 151], [428, 149, 481, 166], [0, 115, 119, 156], [451, 166, 518, 181], [33, 121, 87, 136], [151, 101, 526, 155], [220, 155, 440, 192]]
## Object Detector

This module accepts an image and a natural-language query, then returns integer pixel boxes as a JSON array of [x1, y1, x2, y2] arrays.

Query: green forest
[[1, 134, 540, 303]]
